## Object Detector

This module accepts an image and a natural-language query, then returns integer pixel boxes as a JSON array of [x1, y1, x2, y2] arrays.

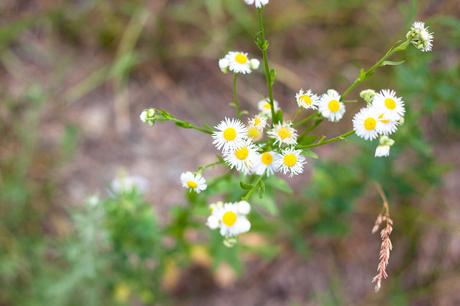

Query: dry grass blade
[[371, 182, 394, 292]]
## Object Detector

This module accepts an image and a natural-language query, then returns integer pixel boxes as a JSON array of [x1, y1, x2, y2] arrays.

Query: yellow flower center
[[247, 127, 261, 140], [222, 211, 237, 227], [234, 147, 249, 160], [277, 127, 292, 140], [235, 53, 248, 64], [187, 180, 198, 189], [254, 117, 261, 126], [384, 98, 396, 110], [301, 95, 312, 106], [364, 117, 377, 131], [328, 100, 340, 113], [283, 153, 297, 167], [261, 152, 273, 166], [263, 102, 271, 110], [223, 127, 237, 141]]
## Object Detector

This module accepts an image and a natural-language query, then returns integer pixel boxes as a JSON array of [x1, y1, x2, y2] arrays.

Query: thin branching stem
[[342, 39, 410, 99], [242, 175, 264, 201], [257, 8, 277, 126], [298, 130, 355, 149], [232, 74, 242, 119]]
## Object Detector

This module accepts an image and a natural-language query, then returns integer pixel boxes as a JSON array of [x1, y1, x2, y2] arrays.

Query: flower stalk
[[342, 39, 410, 99], [256, 8, 277, 126]]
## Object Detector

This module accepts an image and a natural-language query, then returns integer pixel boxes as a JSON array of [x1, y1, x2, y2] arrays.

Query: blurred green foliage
[[1, 0, 459, 305]]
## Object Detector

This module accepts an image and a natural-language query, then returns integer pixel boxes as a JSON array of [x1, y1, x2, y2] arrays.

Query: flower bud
[[140, 108, 156, 126], [375, 136, 395, 158], [249, 58, 260, 70], [360, 89, 376, 104]]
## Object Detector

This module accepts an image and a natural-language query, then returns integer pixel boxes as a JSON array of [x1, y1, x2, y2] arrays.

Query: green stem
[[242, 175, 264, 201], [298, 130, 355, 149], [294, 112, 319, 128], [342, 39, 410, 99], [232, 74, 242, 119], [168, 118, 213, 135], [257, 8, 277, 126], [298, 117, 323, 139], [197, 159, 224, 174]]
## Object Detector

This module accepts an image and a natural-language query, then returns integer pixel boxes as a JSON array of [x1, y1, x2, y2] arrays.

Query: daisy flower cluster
[[353, 89, 405, 157], [212, 116, 306, 178], [139, 0, 434, 251]]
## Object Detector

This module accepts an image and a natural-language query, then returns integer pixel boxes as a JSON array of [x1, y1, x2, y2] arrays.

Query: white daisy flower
[[295, 89, 320, 110], [375, 111, 399, 136], [246, 115, 266, 141], [276, 148, 306, 177], [406, 21, 434, 52], [247, 125, 263, 141], [372, 89, 405, 120], [254, 151, 280, 176], [244, 0, 269, 8], [375, 136, 395, 158], [218, 57, 230, 73], [180, 171, 207, 193], [258, 98, 279, 115], [248, 114, 267, 130], [268, 122, 298, 146], [226, 51, 252, 74], [212, 118, 248, 152], [223, 141, 259, 175], [352, 107, 381, 141], [319, 89, 346, 122], [207, 202, 251, 238]]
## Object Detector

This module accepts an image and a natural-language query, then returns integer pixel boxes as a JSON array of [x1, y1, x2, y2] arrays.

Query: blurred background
[[1, 0, 460, 305]]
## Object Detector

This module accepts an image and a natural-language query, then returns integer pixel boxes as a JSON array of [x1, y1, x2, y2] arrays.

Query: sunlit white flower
[[244, 0, 269, 8], [375, 111, 399, 136], [223, 141, 259, 175], [319, 89, 346, 122], [226, 51, 252, 74], [375, 136, 395, 158], [268, 122, 298, 146], [250, 59, 260, 70], [276, 148, 306, 177], [295, 89, 320, 110], [406, 21, 433, 52], [246, 115, 266, 141], [258, 98, 279, 115], [111, 175, 149, 194], [180, 171, 207, 193], [207, 201, 251, 237], [248, 114, 267, 130], [353, 107, 381, 141], [218, 57, 230, 73], [254, 151, 280, 176], [247, 125, 263, 141], [213, 118, 248, 152], [372, 89, 405, 120]]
